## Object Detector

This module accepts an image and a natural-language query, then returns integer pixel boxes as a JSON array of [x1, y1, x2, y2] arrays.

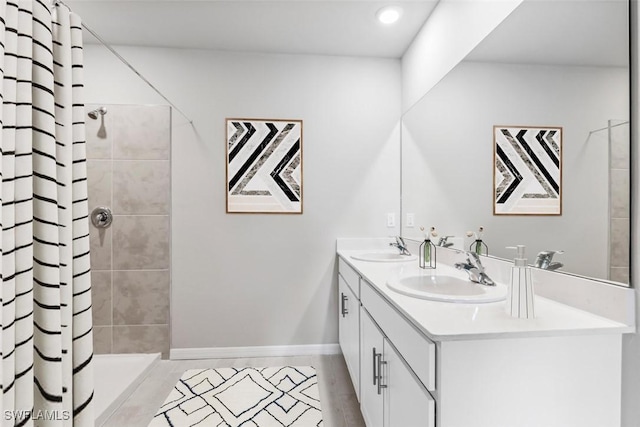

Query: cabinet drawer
[[338, 257, 360, 298], [361, 280, 436, 392]]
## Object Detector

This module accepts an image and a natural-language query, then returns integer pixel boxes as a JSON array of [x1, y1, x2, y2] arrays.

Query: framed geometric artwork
[[226, 118, 303, 214], [493, 125, 562, 215]]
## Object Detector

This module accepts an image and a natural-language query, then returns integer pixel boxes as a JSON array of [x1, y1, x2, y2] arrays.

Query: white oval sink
[[387, 275, 507, 303], [351, 252, 417, 263]]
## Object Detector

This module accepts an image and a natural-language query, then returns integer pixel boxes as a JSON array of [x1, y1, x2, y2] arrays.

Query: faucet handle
[[539, 250, 564, 257], [437, 235, 454, 247], [467, 250, 481, 263], [535, 250, 564, 262], [390, 236, 406, 248], [534, 250, 564, 269], [535, 250, 564, 267]]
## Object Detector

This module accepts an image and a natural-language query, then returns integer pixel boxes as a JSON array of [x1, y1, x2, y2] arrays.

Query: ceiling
[[63, 0, 440, 58], [467, 0, 629, 67], [63, 0, 629, 65]]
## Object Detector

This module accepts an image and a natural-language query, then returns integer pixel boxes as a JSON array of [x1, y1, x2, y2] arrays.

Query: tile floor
[[100, 354, 366, 427]]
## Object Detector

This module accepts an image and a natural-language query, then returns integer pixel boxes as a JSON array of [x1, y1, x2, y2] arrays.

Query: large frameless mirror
[[401, 0, 630, 286]]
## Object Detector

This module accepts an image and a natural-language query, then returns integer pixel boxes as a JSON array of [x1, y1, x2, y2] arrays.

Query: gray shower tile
[[87, 160, 112, 210], [85, 104, 112, 159], [611, 148, 629, 171], [113, 270, 170, 325], [113, 325, 169, 358], [609, 123, 629, 170], [112, 216, 170, 270], [91, 271, 112, 326], [112, 105, 171, 160], [93, 326, 112, 354], [610, 218, 630, 267], [610, 267, 629, 285], [112, 160, 170, 215], [90, 227, 112, 270], [610, 168, 630, 219]]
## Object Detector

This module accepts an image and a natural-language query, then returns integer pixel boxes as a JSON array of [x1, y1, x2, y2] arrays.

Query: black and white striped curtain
[[0, 1, 93, 426]]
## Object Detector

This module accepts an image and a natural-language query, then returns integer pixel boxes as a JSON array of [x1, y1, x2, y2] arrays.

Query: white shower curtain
[[0, 1, 93, 426]]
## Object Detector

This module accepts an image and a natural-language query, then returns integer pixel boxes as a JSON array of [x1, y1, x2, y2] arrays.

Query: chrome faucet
[[454, 251, 495, 286], [534, 250, 564, 271], [389, 236, 411, 256], [437, 236, 454, 248]]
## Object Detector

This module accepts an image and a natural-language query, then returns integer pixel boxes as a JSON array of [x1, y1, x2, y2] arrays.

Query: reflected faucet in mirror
[[534, 250, 564, 271], [437, 236, 454, 248], [454, 251, 496, 287], [390, 236, 411, 256]]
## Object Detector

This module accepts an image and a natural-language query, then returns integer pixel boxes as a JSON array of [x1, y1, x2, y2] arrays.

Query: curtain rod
[[588, 120, 629, 136], [55, 0, 194, 125]]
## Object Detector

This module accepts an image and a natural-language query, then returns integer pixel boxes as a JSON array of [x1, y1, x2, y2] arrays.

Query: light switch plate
[[387, 213, 395, 228], [406, 213, 415, 227]]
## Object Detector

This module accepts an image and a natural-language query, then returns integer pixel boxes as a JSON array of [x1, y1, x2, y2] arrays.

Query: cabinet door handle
[[341, 293, 348, 317], [372, 347, 378, 385], [377, 356, 387, 395]]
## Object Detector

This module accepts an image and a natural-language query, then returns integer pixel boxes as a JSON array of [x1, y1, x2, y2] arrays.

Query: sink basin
[[387, 275, 507, 303], [351, 252, 417, 263]]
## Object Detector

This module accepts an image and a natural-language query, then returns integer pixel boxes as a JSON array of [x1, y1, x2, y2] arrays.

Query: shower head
[[88, 106, 107, 120]]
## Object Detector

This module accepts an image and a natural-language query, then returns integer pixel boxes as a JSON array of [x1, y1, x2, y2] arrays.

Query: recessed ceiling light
[[376, 6, 402, 25]]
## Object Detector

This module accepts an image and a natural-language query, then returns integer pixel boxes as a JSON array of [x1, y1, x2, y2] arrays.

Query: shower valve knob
[[91, 206, 113, 229]]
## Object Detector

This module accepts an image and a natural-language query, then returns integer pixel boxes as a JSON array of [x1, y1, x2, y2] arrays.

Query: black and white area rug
[[148, 366, 323, 427]]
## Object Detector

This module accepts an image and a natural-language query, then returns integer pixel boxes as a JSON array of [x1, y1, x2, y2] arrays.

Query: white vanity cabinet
[[337, 251, 629, 427], [339, 256, 435, 427], [360, 307, 435, 427], [338, 258, 361, 399], [435, 334, 622, 427]]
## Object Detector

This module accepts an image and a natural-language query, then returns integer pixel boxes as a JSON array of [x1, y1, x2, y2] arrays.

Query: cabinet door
[[383, 339, 435, 427], [360, 309, 385, 427], [338, 276, 360, 399]]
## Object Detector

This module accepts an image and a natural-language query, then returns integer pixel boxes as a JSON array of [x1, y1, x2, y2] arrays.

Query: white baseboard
[[169, 344, 341, 360]]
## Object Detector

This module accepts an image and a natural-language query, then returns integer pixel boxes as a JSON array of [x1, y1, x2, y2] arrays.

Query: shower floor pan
[[94, 353, 160, 426]]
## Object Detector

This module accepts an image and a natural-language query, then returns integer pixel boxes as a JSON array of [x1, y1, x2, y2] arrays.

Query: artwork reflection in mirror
[[494, 125, 562, 216]]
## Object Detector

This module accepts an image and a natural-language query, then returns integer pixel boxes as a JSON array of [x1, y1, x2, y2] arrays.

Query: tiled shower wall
[[609, 120, 630, 285], [86, 104, 171, 357]]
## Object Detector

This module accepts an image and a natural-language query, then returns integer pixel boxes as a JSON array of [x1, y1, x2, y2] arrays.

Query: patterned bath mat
[[149, 366, 323, 426]]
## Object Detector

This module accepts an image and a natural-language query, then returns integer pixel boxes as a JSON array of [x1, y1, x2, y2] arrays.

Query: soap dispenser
[[505, 245, 535, 319]]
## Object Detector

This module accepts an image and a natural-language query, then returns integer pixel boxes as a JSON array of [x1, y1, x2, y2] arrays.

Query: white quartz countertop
[[338, 249, 634, 341]]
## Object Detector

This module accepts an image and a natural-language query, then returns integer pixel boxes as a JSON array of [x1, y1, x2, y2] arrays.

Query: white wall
[[401, 0, 522, 112], [83, 45, 401, 350], [402, 60, 628, 280], [622, 1, 639, 424]]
